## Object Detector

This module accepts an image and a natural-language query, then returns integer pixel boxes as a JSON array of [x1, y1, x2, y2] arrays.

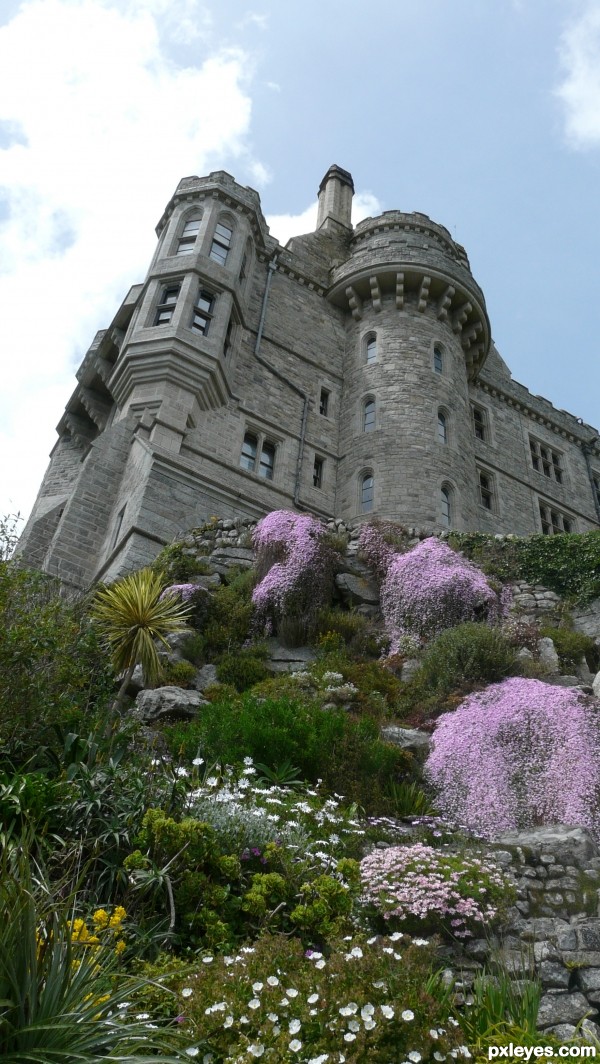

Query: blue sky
[[2, 0, 600, 523]]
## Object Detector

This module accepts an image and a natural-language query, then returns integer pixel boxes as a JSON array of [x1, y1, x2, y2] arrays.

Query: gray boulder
[[538, 636, 560, 673], [537, 991, 591, 1029], [572, 598, 600, 640], [334, 571, 380, 608], [593, 671, 600, 700], [134, 686, 206, 723], [194, 664, 219, 691], [495, 825, 598, 868], [380, 725, 431, 757], [264, 640, 317, 674]]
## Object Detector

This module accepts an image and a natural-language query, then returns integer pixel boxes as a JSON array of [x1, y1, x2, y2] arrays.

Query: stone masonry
[[17, 165, 600, 588]]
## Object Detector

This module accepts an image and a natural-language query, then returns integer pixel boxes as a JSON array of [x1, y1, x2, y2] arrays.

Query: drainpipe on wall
[[253, 255, 309, 509], [582, 433, 600, 524]]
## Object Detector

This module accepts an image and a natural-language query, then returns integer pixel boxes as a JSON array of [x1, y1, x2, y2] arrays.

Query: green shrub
[[416, 622, 518, 697], [201, 568, 256, 656], [179, 631, 206, 665], [160, 660, 198, 689], [540, 624, 599, 672], [216, 651, 269, 691], [450, 530, 600, 605], [166, 691, 409, 812], [151, 541, 210, 583], [0, 564, 112, 764], [313, 606, 380, 656]]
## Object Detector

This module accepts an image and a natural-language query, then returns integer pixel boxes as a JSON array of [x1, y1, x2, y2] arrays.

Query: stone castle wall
[[17, 166, 600, 587]]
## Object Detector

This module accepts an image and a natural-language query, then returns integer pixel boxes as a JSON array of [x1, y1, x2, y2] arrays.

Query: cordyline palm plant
[[92, 568, 192, 715], [0, 846, 191, 1063]]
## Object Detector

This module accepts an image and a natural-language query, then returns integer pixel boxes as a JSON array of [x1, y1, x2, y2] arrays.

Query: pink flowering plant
[[252, 511, 335, 641], [425, 677, 600, 839], [373, 534, 501, 645], [160, 583, 203, 602], [359, 842, 511, 940]]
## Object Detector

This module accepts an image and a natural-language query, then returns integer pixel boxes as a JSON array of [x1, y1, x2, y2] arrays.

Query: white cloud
[[267, 191, 382, 246], [0, 0, 258, 518], [556, 1, 600, 147]]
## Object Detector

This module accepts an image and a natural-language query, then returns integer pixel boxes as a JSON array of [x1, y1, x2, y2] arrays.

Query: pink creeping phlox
[[425, 677, 600, 839], [360, 842, 507, 938], [252, 511, 333, 635], [160, 583, 202, 601], [372, 534, 499, 643]]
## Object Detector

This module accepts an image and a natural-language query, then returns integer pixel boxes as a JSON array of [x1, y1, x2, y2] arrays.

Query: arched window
[[210, 219, 233, 265], [441, 486, 452, 527], [434, 344, 443, 373], [363, 398, 376, 432], [176, 215, 202, 255], [437, 410, 447, 443], [365, 333, 377, 364], [361, 473, 374, 513]]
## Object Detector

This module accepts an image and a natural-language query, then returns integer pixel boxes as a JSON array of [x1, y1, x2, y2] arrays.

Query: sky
[[2, 0, 600, 525]]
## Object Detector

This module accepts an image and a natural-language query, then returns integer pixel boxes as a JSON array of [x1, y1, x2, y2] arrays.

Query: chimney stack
[[316, 164, 354, 231]]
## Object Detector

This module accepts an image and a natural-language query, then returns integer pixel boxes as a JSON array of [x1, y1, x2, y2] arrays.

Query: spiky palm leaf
[[92, 569, 192, 710]]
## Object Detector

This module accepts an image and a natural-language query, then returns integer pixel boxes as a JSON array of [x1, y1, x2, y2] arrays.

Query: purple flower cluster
[[379, 537, 499, 642], [360, 842, 507, 938], [251, 510, 333, 635], [160, 583, 202, 602], [425, 677, 600, 839], [357, 523, 396, 580]]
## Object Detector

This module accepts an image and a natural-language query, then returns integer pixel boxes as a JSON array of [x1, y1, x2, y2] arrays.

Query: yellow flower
[[92, 909, 109, 928], [114, 938, 126, 955]]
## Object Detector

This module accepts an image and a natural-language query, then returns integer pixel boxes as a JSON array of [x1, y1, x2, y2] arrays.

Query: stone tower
[[17, 166, 600, 588]]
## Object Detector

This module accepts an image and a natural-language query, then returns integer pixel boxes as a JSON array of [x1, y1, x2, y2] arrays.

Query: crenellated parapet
[[328, 211, 490, 379]]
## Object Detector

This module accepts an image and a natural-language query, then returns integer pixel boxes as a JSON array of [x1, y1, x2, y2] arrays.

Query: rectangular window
[[191, 289, 215, 334], [240, 433, 257, 472], [472, 405, 487, 442], [223, 317, 233, 358], [259, 441, 276, 480], [530, 438, 563, 483], [154, 283, 180, 325], [361, 474, 374, 513], [176, 217, 201, 255], [210, 222, 232, 266], [319, 388, 330, 417], [313, 456, 324, 489], [111, 505, 126, 548], [478, 470, 494, 511], [539, 502, 573, 535], [594, 473, 600, 509]]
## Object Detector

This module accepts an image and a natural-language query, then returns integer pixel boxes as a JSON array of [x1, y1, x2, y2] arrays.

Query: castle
[[18, 165, 600, 589]]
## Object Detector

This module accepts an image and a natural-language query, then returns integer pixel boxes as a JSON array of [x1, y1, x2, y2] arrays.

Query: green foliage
[[166, 691, 410, 813], [416, 622, 518, 696], [0, 848, 187, 1062], [179, 631, 206, 665], [92, 567, 192, 694], [539, 624, 599, 672], [387, 779, 435, 816], [450, 529, 600, 605], [170, 931, 464, 1063], [160, 659, 198, 689], [127, 809, 242, 949], [201, 567, 256, 656], [0, 512, 22, 561], [0, 563, 112, 761], [216, 650, 269, 691], [313, 606, 381, 656], [462, 967, 542, 1048], [49, 742, 188, 901], [0, 771, 57, 835], [151, 541, 210, 583]]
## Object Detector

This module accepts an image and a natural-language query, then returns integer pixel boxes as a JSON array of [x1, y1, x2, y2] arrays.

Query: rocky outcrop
[[134, 686, 207, 722]]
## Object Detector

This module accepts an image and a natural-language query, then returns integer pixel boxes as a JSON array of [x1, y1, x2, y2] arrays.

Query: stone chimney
[[316, 164, 354, 231]]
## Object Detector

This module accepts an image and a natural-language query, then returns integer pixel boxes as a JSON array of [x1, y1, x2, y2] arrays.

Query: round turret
[[331, 210, 490, 529]]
